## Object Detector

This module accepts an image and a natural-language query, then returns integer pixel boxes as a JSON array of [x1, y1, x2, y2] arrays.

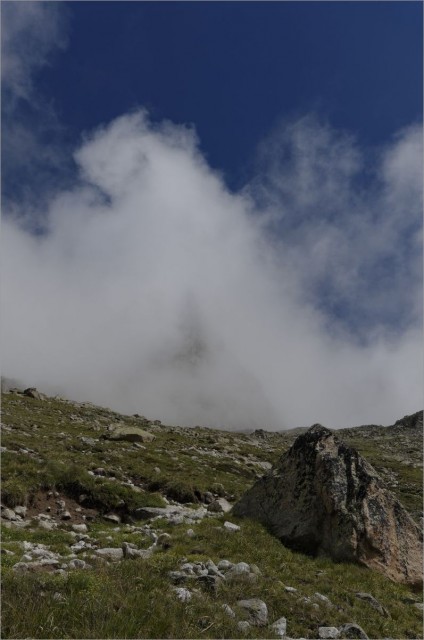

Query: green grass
[[1, 392, 422, 639], [2, 516, 422, 639]]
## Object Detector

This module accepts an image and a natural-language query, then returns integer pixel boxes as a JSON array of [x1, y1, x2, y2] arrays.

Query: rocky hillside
[[1, 389, 422, 639]]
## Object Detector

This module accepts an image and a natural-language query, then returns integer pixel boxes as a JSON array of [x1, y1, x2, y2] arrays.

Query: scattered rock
[[168, 570, 195, 584], [355, 592, 388, 617], [122, 542, 154, 560], [72, 524, 88, 533], [38, 520, 57, 530], [173, 587, 192, 602], [284, 586, 297, 593], [80, 437, 97, 446], [314, 592, 332, 606], [95, 548, 124, 561], [338, 623, 369, 639], [23, 388, 44, 400], [197, 574, 222, 592], [318, 627, 340, 639], [106, 426, 155, 443], [14, 506, 27, 517], [134, 504, 208, 525], [207, 500, 224, 513], [223, 521, 240, 532], [69, 558, 90, 570], [13, 559, 60, 573], [93, 467, 106, 476], [157, 533, 172, 548], [233, 424, 423, 586], [217, 559, 233, 571], [12, 562, 30, 572], [226, 561, 250, 579], [1, 508, 18, 521], [53, 592, 65, 602], [207, 498, 232, 513], [236, 598, 268, 626], [222, 603, 236, 618], [272, 617, 287, 638], [237, 621, 251, 633], [103, 514, 121, 524]]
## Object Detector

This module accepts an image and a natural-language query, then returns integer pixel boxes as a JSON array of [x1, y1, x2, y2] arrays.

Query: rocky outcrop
[[392, 410, 423, 432], [104, 426, 155, 443], [233, 424, 423, 586], [23, 387, 45, 400]]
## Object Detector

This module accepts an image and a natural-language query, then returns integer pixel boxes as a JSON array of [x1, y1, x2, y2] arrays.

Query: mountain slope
[[1, 390, 422, 639]]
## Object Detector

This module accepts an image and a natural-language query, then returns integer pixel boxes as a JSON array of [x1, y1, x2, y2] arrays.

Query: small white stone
[[236, 598, 268, 626], [217, 559, 233, 571], [314, 592, 331, 604], [223, 521, 240, 532], [103, 514, 121, 524], [1, 508, 18, 521], [53, 592, 64, 601], [318, 627, 340, 639], [237, 621, 251, 633], [38, 520, 56, 530], [228, 561, 250, 575], [173, 587, 191, 602], [69, 558, 87, 569], [95, 547, 124, 561], [222, 603, 236, 618], [285, 586, 297, 593], [72, 524, 88, 533], [272, 617, 287, 638]]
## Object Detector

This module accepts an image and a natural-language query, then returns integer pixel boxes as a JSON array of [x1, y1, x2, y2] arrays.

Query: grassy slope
[[1, 392, 422, 639]]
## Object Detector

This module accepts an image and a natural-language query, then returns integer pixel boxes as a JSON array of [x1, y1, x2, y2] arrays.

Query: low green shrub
[[146, 478, 199, 503], [1, 478, 30, 508]]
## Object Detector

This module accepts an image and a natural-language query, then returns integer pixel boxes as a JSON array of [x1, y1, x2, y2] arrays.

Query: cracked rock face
[[233, 424, 423, 586]]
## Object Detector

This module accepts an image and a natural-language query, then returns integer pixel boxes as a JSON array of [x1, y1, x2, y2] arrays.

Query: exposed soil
[[27, 490, 99, 524]]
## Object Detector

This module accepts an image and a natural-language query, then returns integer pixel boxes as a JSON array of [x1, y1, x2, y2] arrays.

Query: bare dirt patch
[[27, 490, 99, 524]]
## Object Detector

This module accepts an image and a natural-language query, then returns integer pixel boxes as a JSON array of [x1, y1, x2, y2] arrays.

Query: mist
[[2, 111, 422, 429]]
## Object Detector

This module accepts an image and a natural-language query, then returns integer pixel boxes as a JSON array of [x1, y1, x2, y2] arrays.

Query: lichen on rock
[[233, 424, 423, 586]]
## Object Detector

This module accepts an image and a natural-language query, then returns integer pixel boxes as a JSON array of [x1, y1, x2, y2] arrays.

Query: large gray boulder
[[232, 424, 423, 586]]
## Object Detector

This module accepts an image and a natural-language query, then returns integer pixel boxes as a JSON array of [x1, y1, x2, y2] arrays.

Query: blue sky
[[33, 1, 423, 187], [1, 2, 423, 428]]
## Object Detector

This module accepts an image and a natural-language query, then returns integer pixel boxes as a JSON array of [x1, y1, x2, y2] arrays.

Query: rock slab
[[233, 423, 423, 586]]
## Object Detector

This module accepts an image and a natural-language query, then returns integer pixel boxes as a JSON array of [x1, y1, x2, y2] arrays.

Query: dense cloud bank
[[2, 112, 422, 429]]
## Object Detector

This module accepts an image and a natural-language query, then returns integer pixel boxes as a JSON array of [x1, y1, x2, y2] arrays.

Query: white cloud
[[1, 1, 68, 102], [250, 116, 423, 335], [2, 112, 422, 429], [1, 2, 71, 213]]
